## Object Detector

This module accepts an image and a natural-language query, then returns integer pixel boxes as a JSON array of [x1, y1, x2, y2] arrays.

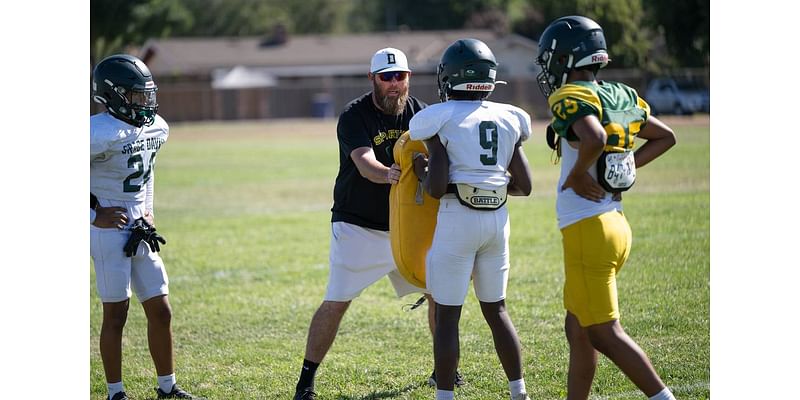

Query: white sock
[[509, 378, 527, 396], [649, 387, 676, 400], [436, 389, 455, 400], [157, 373, 177, 393], [107, 381, 124, 399]]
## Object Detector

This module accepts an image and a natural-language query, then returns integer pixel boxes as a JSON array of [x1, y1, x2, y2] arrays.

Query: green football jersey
[[547, 80, 650, 152]]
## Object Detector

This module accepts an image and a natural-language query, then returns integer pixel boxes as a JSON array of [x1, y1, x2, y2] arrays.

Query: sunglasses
[[377, 71, 409, 82]]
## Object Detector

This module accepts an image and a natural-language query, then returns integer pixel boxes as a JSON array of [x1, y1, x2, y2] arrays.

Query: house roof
[[140, 30, 539, 79]]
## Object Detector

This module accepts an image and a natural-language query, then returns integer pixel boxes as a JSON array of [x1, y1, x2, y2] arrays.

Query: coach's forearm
[[358, 162, 391, 184], [351, 147, 391, 184]]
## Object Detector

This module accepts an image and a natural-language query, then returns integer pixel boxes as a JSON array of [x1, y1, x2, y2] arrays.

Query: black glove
[[143, 220, 167, 253], [123, 219, 148, 257], [123, 218, 167, 257]]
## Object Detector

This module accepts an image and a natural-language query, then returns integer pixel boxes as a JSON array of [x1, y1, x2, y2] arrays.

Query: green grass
[[90, 117, 709, 399]]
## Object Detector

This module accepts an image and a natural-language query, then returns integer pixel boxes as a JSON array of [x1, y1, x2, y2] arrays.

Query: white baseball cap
[[370, 48, 411, 73]]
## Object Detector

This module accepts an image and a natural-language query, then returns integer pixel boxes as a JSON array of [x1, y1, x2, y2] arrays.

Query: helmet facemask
[[536, 37, 578, 98], [535, 42, 560, 98], [436, 63, 449, 102], [113, 83, 159, 127]]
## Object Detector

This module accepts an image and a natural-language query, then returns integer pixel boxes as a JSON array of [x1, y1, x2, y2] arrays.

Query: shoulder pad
[[549, 84, 602, 112]]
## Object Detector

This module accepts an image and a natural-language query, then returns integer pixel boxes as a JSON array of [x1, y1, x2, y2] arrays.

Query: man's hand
[[561, 171, 606, 202], [93, 206, 128, 229], [387, 163, 401, 185]]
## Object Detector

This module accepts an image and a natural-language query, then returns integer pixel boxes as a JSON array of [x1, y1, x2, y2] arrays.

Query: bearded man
[[291, 48, 465, 399]]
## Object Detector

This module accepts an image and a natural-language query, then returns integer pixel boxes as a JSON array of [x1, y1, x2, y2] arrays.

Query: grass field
[[90, 116, 710, 400]]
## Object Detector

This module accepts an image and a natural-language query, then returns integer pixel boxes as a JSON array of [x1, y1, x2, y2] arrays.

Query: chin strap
[[546, 125, 561, 165]]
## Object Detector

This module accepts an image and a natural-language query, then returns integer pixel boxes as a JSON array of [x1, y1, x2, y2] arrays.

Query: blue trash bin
[[311, 93, 333, 118]]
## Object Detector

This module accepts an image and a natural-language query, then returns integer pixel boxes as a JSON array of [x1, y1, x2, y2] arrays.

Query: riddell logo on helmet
[[592, 54, 608, 63], [466, 83, 493, 91]]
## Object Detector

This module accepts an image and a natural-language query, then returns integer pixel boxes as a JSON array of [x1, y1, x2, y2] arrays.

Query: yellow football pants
[[561, 211, 632, 327]]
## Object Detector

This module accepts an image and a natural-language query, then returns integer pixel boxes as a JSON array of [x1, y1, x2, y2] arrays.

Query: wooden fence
[[90, 68, 708, 122]]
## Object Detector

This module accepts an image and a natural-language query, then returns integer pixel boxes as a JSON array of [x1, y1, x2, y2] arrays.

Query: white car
[[644, 78, 709, 115]]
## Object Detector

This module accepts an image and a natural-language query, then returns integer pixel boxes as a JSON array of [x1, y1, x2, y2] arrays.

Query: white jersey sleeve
[[512, 105, 532, 143], [145, 172, 154, 214], [409, 104, 452, 141], [90, 112, 168, 224]]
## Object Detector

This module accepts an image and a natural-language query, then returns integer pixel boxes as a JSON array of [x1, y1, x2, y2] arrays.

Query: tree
[[91, 0, 708, 69], [511, 0, 653, 69], [91, 0, 356, 61], [90, 0, 192, 63], [345, 0, 512, 32], [644, 0, 709, 67]]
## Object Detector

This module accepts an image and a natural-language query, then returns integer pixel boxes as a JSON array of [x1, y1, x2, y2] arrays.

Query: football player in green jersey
[[536, 16, 678, 400]]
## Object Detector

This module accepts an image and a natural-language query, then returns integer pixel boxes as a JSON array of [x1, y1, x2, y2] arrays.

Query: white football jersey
[[90, 112, 169, 223], [409, 100, 531, 190], [555, 138, 622, 229]]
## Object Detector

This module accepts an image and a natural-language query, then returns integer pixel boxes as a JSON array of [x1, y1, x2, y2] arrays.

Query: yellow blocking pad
[[389, 132, 439, 288]]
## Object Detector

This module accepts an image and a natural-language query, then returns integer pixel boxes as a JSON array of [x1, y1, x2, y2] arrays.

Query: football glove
[[123, 218, 167, 257]]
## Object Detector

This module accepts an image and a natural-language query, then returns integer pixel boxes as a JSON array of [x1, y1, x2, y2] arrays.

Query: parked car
[[644, 77, 710, 115]]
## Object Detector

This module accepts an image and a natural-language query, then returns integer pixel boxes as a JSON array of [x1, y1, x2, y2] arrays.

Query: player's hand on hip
[[561, 171, 605, 202], [93, 206, 128, 229], [388, 163, 401, 185]]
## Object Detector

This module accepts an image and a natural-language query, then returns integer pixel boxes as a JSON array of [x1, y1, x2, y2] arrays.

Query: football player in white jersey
[[90, 55, 203, 400], [409, 39, 533, 400]]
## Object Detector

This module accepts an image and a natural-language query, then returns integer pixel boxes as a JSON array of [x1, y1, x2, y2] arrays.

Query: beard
[[372, 81, 409, 115]]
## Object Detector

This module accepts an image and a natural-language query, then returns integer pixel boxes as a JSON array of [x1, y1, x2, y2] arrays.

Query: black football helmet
[[92, 54, 158, 127], [437, 38, 499, 102], [535, 15, 609, 98]]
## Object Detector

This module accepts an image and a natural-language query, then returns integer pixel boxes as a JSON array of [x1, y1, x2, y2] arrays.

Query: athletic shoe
[[427, 370, 466, 387], [511, 393, 531, 400], [293, 388, 317, 400], [109, 392, 129, 400], [155, 384, 205, 399]]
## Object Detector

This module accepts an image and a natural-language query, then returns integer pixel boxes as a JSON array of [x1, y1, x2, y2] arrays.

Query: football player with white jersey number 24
[[90, 54, 204, 400], [410, 39, 533, 400]]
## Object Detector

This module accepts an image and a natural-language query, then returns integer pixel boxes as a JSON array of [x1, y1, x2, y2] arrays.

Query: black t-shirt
[[331, 92, 427, 231]]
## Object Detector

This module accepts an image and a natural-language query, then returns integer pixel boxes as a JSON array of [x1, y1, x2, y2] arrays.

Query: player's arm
[[144, 175, 156, 226], [634, 116, 676, 168], [562, 115, 607, 202], [91, 193, 128, 229], [421, 135, 449, 199], [350, 146, 400, 184], [507, 140, 532, 196]]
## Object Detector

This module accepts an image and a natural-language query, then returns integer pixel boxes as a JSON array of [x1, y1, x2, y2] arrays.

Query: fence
[[90, 68, 708, 122]]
